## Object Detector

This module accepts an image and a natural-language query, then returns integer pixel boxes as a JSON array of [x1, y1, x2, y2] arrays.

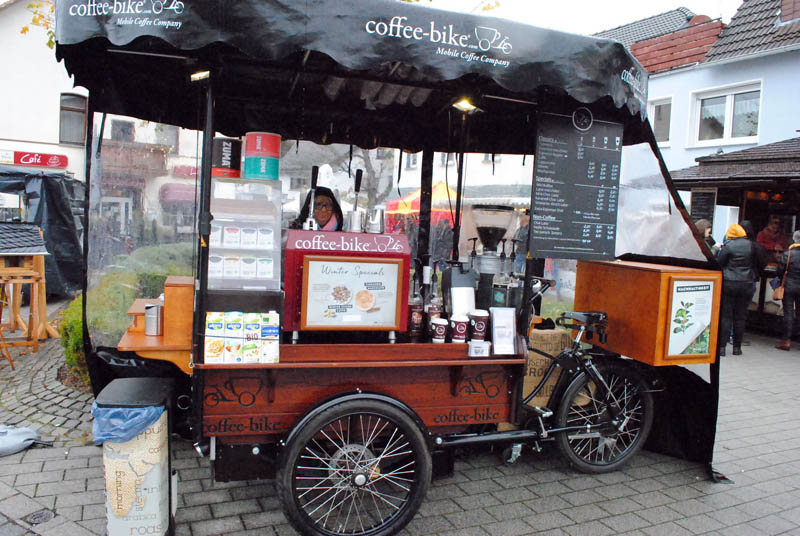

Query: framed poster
[[665, 276, 718, 358], [301, 255, 403, 330]]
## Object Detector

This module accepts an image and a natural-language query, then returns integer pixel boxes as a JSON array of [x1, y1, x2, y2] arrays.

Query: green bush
[[60, 296, 89, 386]]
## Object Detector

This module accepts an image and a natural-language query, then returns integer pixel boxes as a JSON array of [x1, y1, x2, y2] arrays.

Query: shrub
[[60, 296, 89, 386]]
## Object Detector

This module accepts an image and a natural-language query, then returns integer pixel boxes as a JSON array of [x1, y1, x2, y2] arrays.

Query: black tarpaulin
[[55, 0, 649, 152], [0, 166, 83, 297]]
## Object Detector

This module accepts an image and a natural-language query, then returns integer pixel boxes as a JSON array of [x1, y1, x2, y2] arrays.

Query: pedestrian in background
[[717, 223, 766, 356], [774, 230, 800, 351], [694, 218, 717, 253]]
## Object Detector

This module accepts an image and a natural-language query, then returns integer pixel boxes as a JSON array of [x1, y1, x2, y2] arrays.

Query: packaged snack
[[257, 227, 274, 249], [224, 337, 243, 363]]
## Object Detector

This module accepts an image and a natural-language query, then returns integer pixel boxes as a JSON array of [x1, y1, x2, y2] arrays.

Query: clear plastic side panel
[[617, 143, 706, 261], [86, 112, 199, 347]]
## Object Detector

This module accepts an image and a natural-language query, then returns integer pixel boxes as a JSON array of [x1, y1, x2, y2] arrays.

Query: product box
[[224, 312, 244, 363], [241, 227, 258, 249], [260, 311, 280, 340], [208, 255, 224, 279], [257, 227, 274, 250], [223, 226, 241, 248], [242, 340, 260, 363], [223, 257, 241, 279], [257, 257, 274, 279], [209, 224, 222, 247], [241, 257, 258, 279], [204, 312, 225, 364], [524, 329, 570, 407], [243, 313, 261, 340], [260, 340, 280, 363]]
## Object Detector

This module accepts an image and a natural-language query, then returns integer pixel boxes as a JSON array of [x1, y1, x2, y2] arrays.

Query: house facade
[[0, 0, 89, 218]]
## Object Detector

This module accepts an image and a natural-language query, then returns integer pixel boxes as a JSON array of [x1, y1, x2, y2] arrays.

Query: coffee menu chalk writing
[[530, 112, 623, 260], [301, 256, 401, 329]]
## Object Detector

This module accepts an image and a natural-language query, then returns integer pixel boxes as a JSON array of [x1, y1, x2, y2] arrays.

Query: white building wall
[[0, 0, 88, 180], [628, 48, 800, 173]]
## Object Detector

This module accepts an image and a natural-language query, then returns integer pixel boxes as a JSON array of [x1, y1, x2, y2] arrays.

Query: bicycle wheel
[[277, 399, 431, 536], [554, 363, 653, 474]]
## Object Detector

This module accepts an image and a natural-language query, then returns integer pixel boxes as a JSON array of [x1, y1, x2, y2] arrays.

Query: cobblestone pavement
[[1, 333, 800, 535]]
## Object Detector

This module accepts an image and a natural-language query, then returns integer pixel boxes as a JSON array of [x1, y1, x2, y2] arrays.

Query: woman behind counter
[[290, 186, 344, 231]]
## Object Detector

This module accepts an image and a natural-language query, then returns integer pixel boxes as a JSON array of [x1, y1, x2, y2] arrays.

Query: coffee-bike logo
[[365, 16, 513, 67], [67, 0, 185, 29]]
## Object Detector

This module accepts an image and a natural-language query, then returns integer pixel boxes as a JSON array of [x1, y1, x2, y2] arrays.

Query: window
[[59, 94, 87, 146], [649, 99, 671, 143], [155, 124, 179, 153], [404, 152, 418, 169], [111, 120, 135, 142], [440, 152, 455, 166], [692, 83, 760, 145]]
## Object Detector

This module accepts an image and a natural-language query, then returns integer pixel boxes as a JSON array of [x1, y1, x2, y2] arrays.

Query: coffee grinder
[[471, 205, 515, 311]]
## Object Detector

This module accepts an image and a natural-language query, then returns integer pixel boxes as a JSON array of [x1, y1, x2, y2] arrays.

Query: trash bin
[[93, 378, 175, 536]]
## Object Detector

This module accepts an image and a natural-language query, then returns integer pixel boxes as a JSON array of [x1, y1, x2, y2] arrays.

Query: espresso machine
[[471, 205, 515, 311]]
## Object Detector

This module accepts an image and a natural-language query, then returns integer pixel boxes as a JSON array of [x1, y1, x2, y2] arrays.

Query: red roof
[[631, 16, 724, 73]]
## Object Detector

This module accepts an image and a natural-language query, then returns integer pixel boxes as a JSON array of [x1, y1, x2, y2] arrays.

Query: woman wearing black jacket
[[775, 230, 800, 350], [717, 223, 766, 356]]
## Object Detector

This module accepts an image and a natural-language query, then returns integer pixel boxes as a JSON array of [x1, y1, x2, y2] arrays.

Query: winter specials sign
[[667, 280, 715, 356], [301, 255, 402, 330], [364, 15, 513, 68]]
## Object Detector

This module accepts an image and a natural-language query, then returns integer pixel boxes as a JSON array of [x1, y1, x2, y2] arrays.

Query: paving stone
[[561, 503, 608, 524], [564, 520, 616, 536], [600, 512, 650, 533], [13, 473, 62, 487], [523, 510, 574, 532], [481, 518, 533, 536], [191, 516, 244, 536], [0, 496, 42, 519], [240, 509, 286, 529]]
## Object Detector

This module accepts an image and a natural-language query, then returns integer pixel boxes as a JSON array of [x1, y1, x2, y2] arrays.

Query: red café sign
[[13, 151, 69, 169]]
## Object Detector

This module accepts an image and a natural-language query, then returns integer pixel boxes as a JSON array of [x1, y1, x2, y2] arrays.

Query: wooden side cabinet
[[574, 260, 721, 366]]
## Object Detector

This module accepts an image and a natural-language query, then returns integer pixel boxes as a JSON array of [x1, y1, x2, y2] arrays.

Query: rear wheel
[[277, 400, 431, 536], [554, 363, 653, 473]]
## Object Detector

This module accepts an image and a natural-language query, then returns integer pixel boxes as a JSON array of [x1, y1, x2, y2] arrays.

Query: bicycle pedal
[[528, 406, 553, 418]]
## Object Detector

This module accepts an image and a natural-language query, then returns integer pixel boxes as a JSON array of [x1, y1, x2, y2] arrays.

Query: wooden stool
[[0, 268, 42, 369]]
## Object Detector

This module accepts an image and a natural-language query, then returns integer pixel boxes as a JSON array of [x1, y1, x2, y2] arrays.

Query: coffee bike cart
[[56, 1, 723, 534]]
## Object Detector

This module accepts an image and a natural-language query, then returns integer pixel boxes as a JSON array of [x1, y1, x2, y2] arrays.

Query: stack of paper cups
[[211, 137, 241, 178], [243, 132, 280, 180]]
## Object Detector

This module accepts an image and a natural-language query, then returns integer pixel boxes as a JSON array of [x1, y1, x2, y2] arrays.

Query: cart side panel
[[201, 365, 515, 442]]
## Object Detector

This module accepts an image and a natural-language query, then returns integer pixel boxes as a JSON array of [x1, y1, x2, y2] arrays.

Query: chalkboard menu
[[530, 110, 623, 260], [689, 188, 716, 226]]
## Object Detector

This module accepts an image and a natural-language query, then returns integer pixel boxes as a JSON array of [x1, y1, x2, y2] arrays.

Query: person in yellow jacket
[[717, 224, 766, 356]]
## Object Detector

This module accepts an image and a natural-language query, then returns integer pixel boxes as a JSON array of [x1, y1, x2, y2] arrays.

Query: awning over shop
[[55, 0, 650, 154], [159, 183, 196, 204]]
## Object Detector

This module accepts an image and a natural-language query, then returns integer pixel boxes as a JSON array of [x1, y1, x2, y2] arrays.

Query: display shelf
[[194, 358, 526, 370]]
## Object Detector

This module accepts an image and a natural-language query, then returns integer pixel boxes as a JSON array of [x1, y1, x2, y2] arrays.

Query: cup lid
[[469, 309, 489, 316], [431, 318, 449, 325], [451, 314, 469, 321]]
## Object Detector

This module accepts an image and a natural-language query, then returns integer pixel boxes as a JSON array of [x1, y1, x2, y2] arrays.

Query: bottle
[[409, 277, 424, 342], [424, 264, 443, 340]]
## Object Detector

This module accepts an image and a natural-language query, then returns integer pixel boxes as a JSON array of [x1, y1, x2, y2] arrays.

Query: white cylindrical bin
[[94, 378, 175, 536]]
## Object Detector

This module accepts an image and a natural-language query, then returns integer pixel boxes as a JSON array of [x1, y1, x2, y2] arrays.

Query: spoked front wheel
[[555, 363, 654, 473], [277, 400, 431, 536]]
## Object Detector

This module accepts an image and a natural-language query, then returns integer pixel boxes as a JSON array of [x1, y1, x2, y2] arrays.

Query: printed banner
[[668, 280, 714, 355]]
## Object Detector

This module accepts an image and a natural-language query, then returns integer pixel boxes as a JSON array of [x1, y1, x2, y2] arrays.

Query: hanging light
[[452, 97, 478, 113], [190, 70, 210, 82]]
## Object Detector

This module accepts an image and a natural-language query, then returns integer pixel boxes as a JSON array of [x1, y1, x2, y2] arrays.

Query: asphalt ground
[[0, 332, 799, 535]]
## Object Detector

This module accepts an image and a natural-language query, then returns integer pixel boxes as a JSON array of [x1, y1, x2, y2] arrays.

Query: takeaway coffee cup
[[450, 314, 469, 343], [431, 318, 448, 343], [469, 309, 489, 341]]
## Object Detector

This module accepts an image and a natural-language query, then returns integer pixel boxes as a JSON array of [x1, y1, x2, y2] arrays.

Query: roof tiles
[[593, 7, 695, 47], [705, 0, 800, 62]]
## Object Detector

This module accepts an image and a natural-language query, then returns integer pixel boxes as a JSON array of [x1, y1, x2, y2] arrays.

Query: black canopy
[[56, 0, 649, 152]]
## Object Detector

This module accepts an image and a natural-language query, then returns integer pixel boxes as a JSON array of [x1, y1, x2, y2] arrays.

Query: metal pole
[[452, 114, 467, 261]]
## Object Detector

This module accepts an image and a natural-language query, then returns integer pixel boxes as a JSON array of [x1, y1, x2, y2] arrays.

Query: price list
[[530, 112, 623, 260]]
